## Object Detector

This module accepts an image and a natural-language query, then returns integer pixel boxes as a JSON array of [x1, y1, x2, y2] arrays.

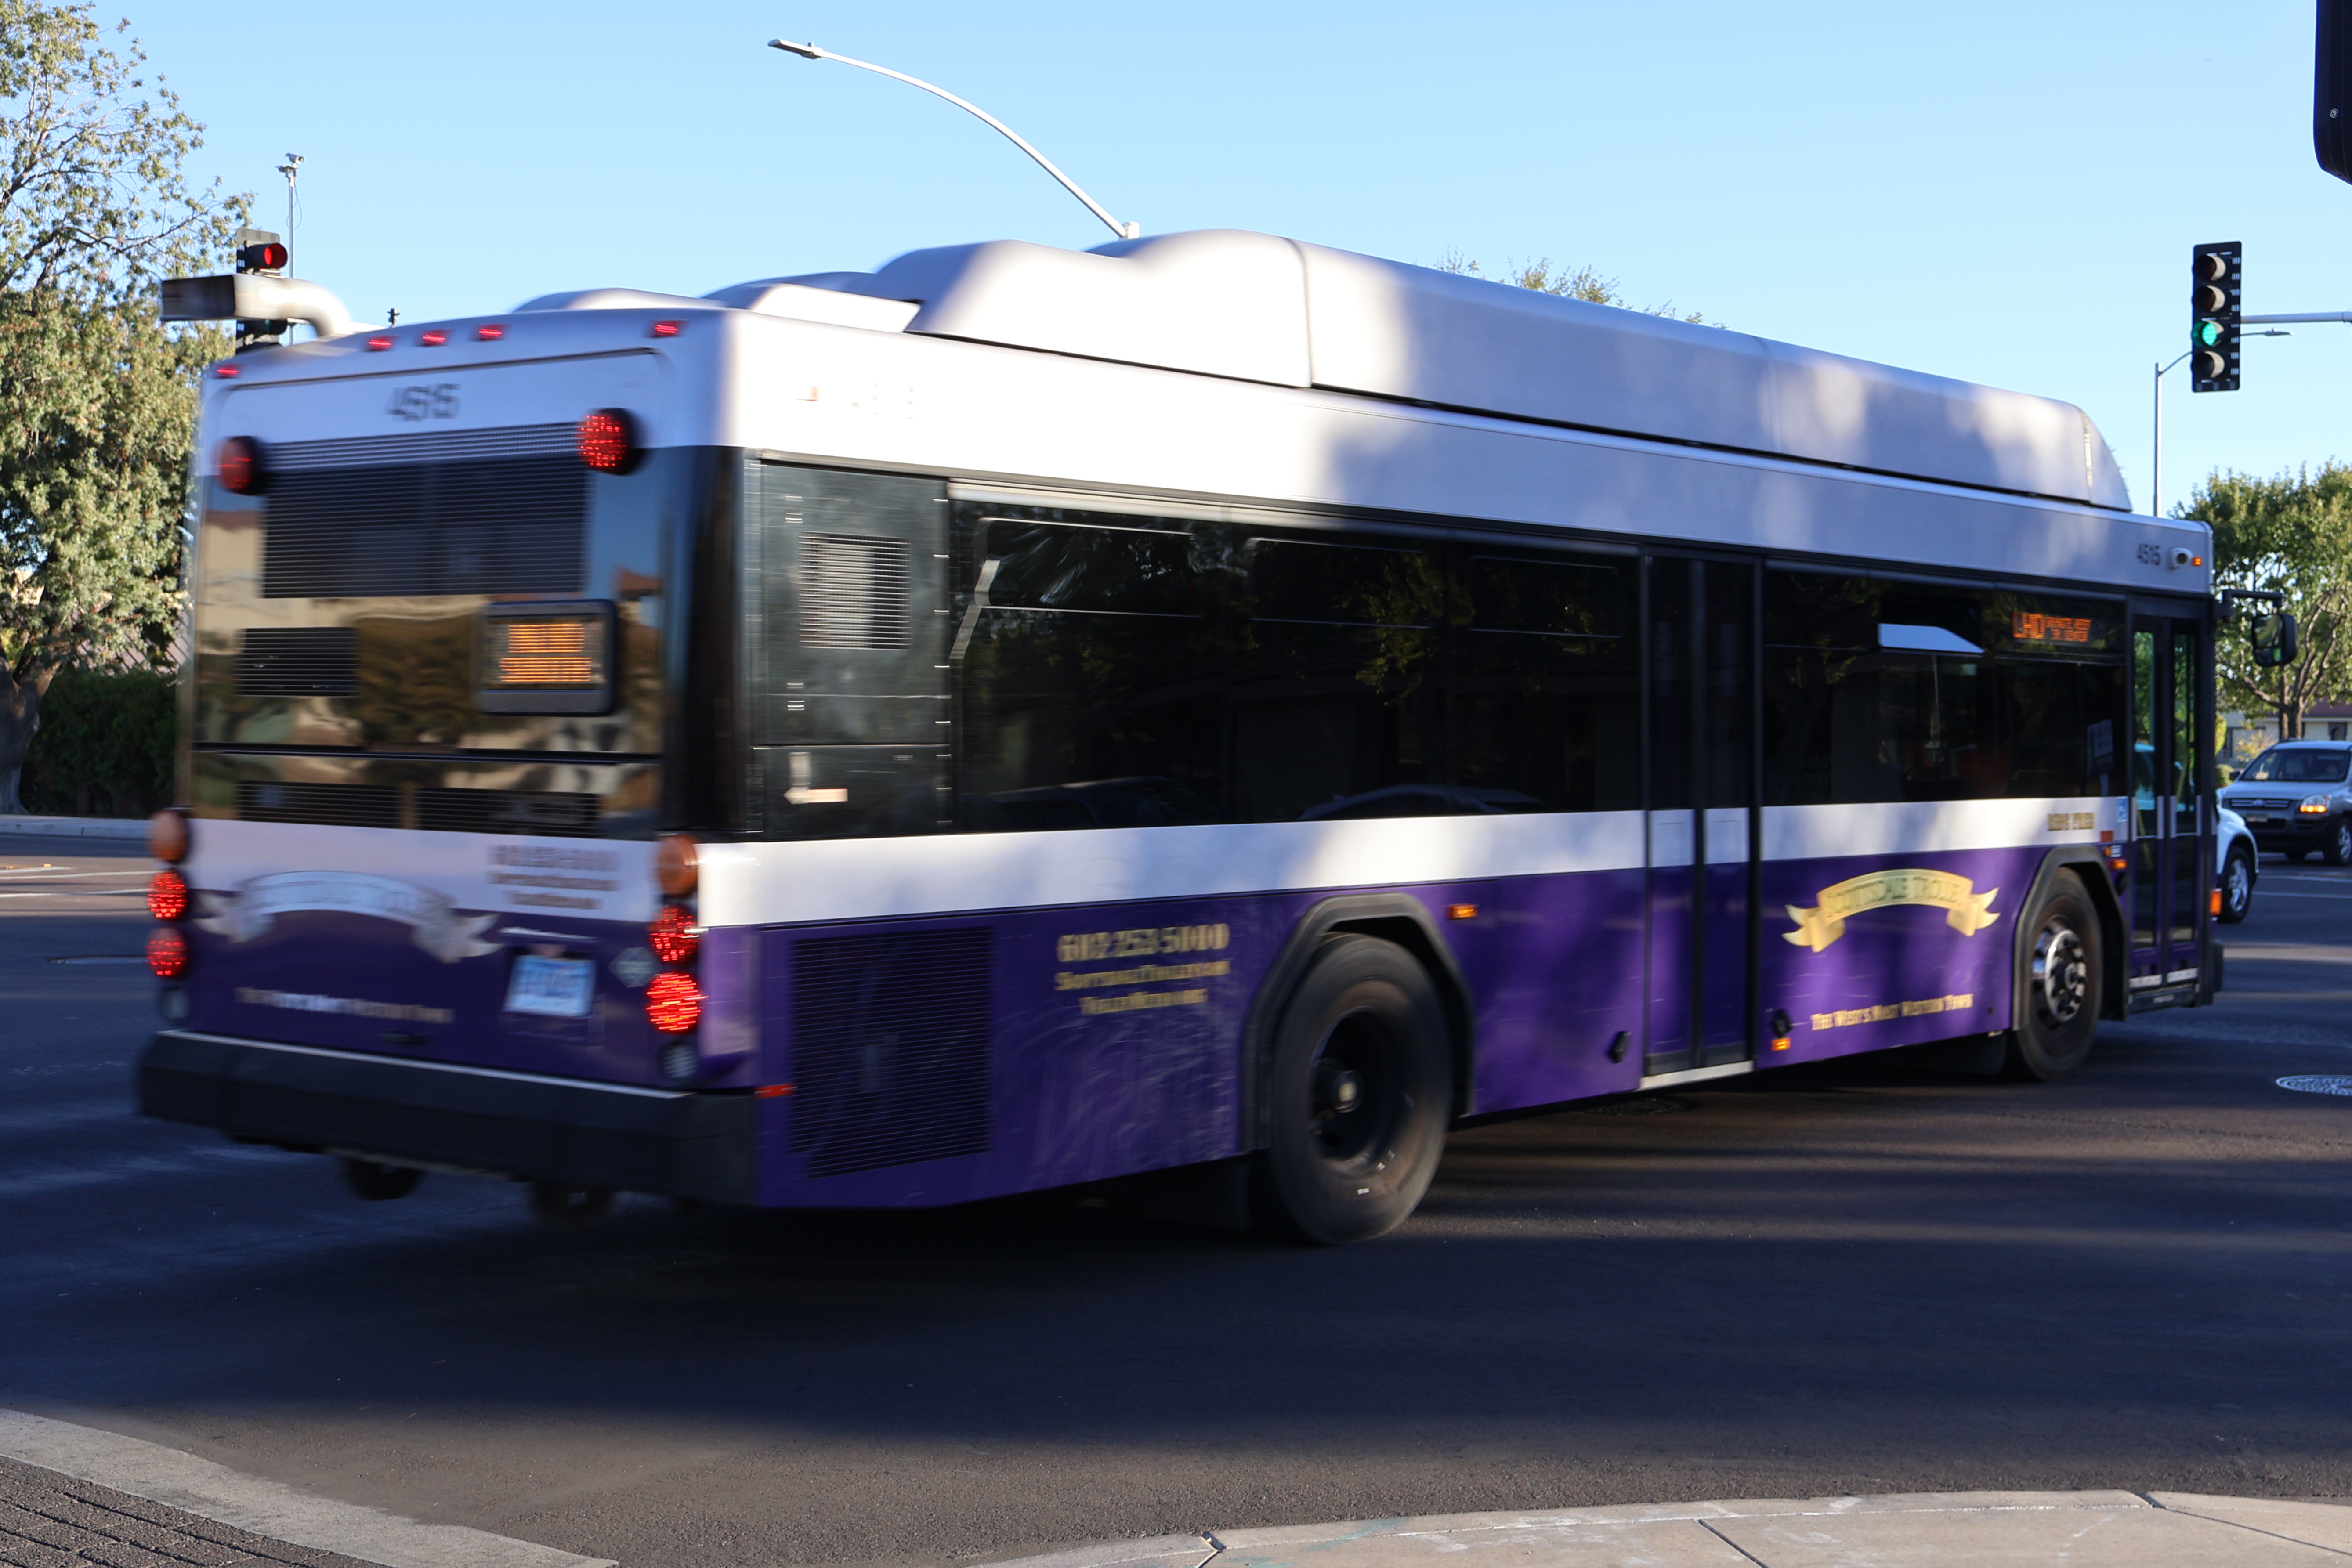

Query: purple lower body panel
[[1758, 845, 2043, 1063]]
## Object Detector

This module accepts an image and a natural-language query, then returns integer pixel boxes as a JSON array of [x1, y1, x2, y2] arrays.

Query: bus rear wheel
[[1252, 934, 1450, 1245], [2005, 874, 2102, 1082]]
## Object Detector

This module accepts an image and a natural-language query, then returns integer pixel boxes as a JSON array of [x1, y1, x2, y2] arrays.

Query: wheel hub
[[2033, 923, 2088, 1025]]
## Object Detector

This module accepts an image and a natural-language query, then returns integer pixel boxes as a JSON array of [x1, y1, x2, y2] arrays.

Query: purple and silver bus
[[139, 230, 2221, 1242]]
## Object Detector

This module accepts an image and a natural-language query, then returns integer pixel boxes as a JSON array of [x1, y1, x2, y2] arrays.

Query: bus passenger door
[[2129, 612, 2209, 994], [1644, 556, 1759, 1076]]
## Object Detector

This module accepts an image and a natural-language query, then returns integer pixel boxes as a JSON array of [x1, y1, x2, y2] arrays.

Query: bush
[[20, 668, 176, 818]]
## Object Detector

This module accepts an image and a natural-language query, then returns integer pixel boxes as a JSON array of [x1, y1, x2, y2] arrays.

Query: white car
[[2218, 803, 2257, 924]]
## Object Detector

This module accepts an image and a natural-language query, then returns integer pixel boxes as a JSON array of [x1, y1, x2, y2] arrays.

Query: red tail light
[[577, 408, 637, 473], [147, 927, 188, 979], [218, 436, 264, 495], [648, 904, 699, 965], [475, 323, 505, 341], [148, 870, 189, 921], [646, 971, 702, 1033]]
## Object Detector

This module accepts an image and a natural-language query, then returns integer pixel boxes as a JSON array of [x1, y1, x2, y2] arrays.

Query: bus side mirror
[[2251, 611, 2301, 668]]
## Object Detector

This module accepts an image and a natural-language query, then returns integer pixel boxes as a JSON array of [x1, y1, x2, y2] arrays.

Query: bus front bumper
[[139, 1030, 757, 1203]]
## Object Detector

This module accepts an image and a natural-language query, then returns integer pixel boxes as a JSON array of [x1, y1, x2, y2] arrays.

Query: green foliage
[[2178, 462, 2352, 737], [1437, 250, 1711, 324], [19, 663, 172, 816], [0, 2, 242, 810]]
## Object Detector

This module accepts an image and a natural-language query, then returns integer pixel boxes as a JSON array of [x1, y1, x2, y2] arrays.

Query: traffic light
[[2190, 241, 2241, 393], [234, 228, 285, 274], [2319, 0, 2352, 183]]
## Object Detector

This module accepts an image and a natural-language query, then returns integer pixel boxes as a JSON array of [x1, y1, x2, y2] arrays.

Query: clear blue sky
[[138, 0, 2351, 518]]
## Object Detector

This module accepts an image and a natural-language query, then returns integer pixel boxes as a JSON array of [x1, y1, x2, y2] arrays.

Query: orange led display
[[490, 618, 601, 686]]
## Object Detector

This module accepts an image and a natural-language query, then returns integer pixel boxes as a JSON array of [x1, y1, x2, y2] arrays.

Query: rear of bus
[[139, 311, 759, 1202]]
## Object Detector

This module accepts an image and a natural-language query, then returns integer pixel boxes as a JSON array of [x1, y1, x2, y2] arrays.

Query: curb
[[0, 1409, 614, 1568], [976, 1491, 2352, 1568], [0, 815, 147, 840]]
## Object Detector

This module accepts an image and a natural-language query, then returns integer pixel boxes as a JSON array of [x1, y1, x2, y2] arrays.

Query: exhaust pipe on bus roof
[[159, 273, 370, 342]]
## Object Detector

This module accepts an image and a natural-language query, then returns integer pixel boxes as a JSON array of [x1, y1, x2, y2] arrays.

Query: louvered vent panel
[[270, 423, 578, 471], [261, 454, 587, 599], [415, 787, 600, 838], [789, 928, 993, 1177], [236, 627, 357, 696], [237, 780, 398, 829], [800, 534, 910, 649]]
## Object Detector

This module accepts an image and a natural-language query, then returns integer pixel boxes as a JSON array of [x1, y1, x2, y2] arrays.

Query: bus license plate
[[505, 955, 594, 1017]]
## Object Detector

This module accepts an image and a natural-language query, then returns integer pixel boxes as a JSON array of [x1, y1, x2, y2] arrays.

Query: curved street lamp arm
[[769, 39, 1139, 241]]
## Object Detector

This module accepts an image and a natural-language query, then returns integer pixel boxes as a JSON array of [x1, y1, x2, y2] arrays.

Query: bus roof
[[708, 228, 2131, 513]]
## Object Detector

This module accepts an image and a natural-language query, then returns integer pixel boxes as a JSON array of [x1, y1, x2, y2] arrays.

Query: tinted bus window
[[1763, 571, 2126, 804]]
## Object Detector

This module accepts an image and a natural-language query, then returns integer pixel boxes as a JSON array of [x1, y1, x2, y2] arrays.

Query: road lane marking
[[0, 1100, 132, 1133]]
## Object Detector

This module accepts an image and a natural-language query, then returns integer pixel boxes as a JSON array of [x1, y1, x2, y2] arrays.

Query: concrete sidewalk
[[0, 814, 146, 840], [1019, 1492, 2352, 1568]]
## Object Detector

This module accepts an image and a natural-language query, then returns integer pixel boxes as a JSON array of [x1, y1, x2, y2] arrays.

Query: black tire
[[2219, 844, 2255, 924], [2326, 819, 2352, 867], [2004, 873, 2103, 1082], [339, 1157, 423, 1202], [529, 1182, 612, 1232], [1251, 934, 1451, 1245]]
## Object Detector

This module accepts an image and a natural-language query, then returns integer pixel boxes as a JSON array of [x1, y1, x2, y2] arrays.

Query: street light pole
[[2153, 349, 2190, 518], [767, 39, 1140, 241]]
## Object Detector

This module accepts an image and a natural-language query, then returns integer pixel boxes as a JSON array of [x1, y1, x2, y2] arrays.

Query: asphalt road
[[1, 834, 2348, 1568]]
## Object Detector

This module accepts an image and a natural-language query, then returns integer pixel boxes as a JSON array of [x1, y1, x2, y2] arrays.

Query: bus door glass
[[1644, 556, 1759, 1075], [2129, 613, 2208, 985]]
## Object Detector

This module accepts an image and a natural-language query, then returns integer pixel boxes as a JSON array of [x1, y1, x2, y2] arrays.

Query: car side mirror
[[2252, 610, 2301, 668]]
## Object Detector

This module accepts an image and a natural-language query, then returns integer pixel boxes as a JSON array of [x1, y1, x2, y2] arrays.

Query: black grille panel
[[789, 929, 993, 1177], [238, 780, 398, 828], [234, 780, 601, 836], [800, 534, 910, 649], [236, 627, 357, 696], [414, 787, 599, 837], [262, 454, 588, 599]]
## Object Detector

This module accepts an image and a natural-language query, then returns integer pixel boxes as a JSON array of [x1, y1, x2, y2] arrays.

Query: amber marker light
[[148, 809, 188, 864], [655, 833, 698, 897], [1769, 1008, 1794, 1052], [2211, 888, 2223, 916], [1446, 903, 1478, 920]]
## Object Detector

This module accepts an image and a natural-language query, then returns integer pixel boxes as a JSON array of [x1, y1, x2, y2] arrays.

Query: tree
[[0, 3, 241, 812], [1437, 251, 1711, 323], [2179, 463, 2352, 740]]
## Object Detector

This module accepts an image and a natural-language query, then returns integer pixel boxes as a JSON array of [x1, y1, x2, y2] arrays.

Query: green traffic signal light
[[2195, 318, 2223, 347]]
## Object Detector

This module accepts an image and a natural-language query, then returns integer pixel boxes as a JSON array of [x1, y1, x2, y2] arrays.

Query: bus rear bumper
[[139, 1030, 757, 1203]]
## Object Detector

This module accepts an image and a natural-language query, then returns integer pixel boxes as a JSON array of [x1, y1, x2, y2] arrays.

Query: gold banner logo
[[1783, 869, 2000, 952]]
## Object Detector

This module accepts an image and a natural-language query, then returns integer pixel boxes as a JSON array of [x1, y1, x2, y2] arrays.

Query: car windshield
[[2239, 748, 2352, 783]]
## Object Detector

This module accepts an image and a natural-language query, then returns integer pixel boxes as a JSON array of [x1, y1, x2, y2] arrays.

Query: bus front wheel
[[2005, 874, 2102, 1082], [1252, 934, 1451, 1245]]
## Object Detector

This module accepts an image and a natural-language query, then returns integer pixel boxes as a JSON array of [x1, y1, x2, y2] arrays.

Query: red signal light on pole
[[235, 240, 287, 272]]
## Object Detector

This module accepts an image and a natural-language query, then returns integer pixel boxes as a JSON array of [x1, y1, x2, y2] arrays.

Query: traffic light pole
[[2242, 311, 2352, 324]]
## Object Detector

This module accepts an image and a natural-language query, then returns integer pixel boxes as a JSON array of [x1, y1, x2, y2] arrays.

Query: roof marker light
[[214, 365, 239, 377], [420, 329, 448, 347], [475, 324, 505, 341], [366, 335, 394, 351], [651, 320, 682, 338]]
